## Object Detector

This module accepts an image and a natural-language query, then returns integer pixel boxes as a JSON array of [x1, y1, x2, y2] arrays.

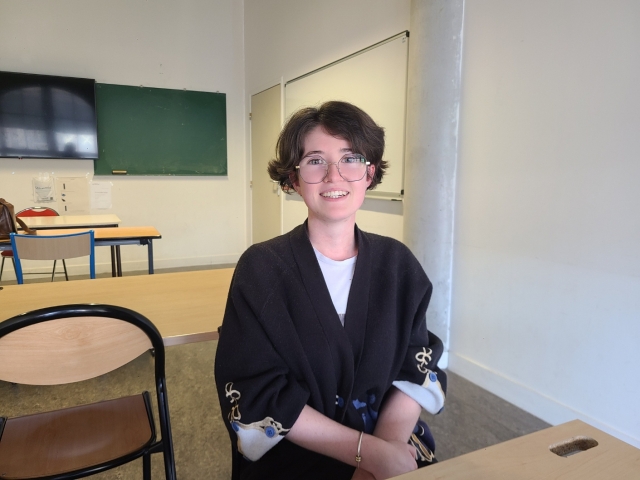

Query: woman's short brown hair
[[267, 101, 387, 193]]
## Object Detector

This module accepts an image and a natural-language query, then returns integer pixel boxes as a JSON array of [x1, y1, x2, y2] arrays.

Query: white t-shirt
[[313, 247, 357, 326]]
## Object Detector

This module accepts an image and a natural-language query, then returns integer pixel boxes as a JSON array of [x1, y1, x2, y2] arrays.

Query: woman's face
[[292, 126, 374, 227]]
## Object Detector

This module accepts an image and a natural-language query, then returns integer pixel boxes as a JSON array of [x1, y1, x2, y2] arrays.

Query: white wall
[[450, 0, 640, 446], [244, 0, 410, 240], [5, 0, 637, 449], [0, 0, 247, 277]]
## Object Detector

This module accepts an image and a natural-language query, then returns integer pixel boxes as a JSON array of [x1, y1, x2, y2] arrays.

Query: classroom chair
[[9, 230, 95, 284], [0, 303, 177, 480], [0, 206, 69, 282]]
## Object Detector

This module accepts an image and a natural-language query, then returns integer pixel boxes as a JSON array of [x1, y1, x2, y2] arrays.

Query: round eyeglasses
[[295, 154, 370, 184]]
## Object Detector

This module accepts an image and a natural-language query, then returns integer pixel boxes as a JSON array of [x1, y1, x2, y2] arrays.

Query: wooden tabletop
[[1, 227, 161, 248], [0, 269, 234, 346], [34, 226, 161, 240], [392, 420, 640, 479], [22, 214, 121, 229]]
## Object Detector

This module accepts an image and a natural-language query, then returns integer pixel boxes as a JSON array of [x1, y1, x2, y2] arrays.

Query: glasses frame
[[295, 154, 371, 184]]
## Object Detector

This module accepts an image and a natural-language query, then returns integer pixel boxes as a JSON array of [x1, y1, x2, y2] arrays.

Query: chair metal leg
[[1, 257, 17, 283], [143, 453, 151, 480], [62, 259, 69, 281], [8, 258, 17, 283], [0, 256, 15, 282], [50, 260, 69, 282]]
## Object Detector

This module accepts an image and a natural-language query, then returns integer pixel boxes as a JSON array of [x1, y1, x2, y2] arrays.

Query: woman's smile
[[320, 190, 349, 199]]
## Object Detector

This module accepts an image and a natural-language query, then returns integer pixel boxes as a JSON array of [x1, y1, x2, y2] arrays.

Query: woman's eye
[[306, 157, 324, 166], [342, 155, 363, 164]]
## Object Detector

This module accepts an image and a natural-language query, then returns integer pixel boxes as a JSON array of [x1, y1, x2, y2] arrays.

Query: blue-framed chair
[[0, 304, 177, 480], [9, 230, 95, 284]]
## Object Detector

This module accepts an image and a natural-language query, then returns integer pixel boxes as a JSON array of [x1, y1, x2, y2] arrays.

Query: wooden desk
[[22, 214, 122, 276], [21, 214, 121, 229], [37, 227, 161, 276], [0, 227, 161, 277], [0, 269, 234, 346], [393, 420, 640, 479]]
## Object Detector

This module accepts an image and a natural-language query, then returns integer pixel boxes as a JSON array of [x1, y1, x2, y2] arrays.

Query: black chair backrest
[[0, 304, 176, 479]]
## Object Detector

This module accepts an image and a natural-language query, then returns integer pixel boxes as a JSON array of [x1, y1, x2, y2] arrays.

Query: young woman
[[215, 101, 446, 480]]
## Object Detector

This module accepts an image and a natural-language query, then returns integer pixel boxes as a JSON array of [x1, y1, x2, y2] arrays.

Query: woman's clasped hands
[[352, 436, 418, 480]]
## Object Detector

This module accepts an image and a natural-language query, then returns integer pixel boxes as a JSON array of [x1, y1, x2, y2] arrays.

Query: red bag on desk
[[0, 198, 36, 240]]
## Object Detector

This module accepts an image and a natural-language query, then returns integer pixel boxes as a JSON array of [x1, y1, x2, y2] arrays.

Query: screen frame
[[0, 70, 98, 160]]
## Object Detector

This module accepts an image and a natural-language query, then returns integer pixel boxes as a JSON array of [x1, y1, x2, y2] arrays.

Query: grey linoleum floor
[[0, 266, 549, 479]]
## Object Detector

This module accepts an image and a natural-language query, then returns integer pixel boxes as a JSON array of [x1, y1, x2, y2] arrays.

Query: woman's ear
[[289, 172, 299, 192], [366, 165, 375, 186]]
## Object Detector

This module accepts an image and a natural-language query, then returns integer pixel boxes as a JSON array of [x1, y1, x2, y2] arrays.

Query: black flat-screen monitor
[[0, 71, 98, 159]]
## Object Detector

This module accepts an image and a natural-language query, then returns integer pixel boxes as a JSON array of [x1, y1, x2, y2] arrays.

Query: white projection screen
[[285, 32, 409, 198]]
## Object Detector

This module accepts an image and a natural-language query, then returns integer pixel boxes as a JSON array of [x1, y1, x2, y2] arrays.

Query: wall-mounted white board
[[285, 32, 409, 198]]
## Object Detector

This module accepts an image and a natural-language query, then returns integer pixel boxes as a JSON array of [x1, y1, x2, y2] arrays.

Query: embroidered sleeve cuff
[[232, 416, 288, 461], [392, 371, 445, 415]]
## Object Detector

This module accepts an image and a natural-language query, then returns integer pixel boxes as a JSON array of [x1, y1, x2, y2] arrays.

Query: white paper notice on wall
[[91, 181, 112, 210], [55, 177, 90, 215], [32, 173, 55, 203]]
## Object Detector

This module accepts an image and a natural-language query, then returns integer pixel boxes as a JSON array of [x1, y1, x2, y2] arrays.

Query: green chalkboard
[[94, 83, 227, 175]]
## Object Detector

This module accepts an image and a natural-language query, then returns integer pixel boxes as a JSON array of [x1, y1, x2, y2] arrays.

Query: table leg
[[116, 245, 122, 277], [147, 240, 154, 274], [110, 246, 117, 277]]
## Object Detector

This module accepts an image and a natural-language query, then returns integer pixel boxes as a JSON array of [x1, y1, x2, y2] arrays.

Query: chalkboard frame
[[94, 83, 227, 176]]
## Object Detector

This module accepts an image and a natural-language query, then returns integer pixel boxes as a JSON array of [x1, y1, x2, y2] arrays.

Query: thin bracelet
[[355, 431, 364, 468]]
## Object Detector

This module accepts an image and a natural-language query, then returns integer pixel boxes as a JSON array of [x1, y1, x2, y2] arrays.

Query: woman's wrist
[[357, 432, 418, 479], [355, 431, 364, 468], [357, 433, 383, 473]]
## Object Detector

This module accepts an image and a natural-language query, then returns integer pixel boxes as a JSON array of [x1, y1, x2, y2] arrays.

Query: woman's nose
[[324, 161, 342, 182]]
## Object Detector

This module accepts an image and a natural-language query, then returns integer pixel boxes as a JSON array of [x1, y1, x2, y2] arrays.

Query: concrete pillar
[[404, 0, 464, 362]]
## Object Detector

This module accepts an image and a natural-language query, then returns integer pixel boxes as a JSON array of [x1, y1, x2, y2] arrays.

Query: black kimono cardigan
[[215, 223, 446, 479]]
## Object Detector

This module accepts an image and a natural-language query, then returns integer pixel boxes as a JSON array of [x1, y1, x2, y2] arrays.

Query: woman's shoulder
[[362, 230, 405, 249], [234, 226, 302, 283], [360, 230, 417, 261], [359, 230, 430, 283], [241, 233, 290, 262]]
